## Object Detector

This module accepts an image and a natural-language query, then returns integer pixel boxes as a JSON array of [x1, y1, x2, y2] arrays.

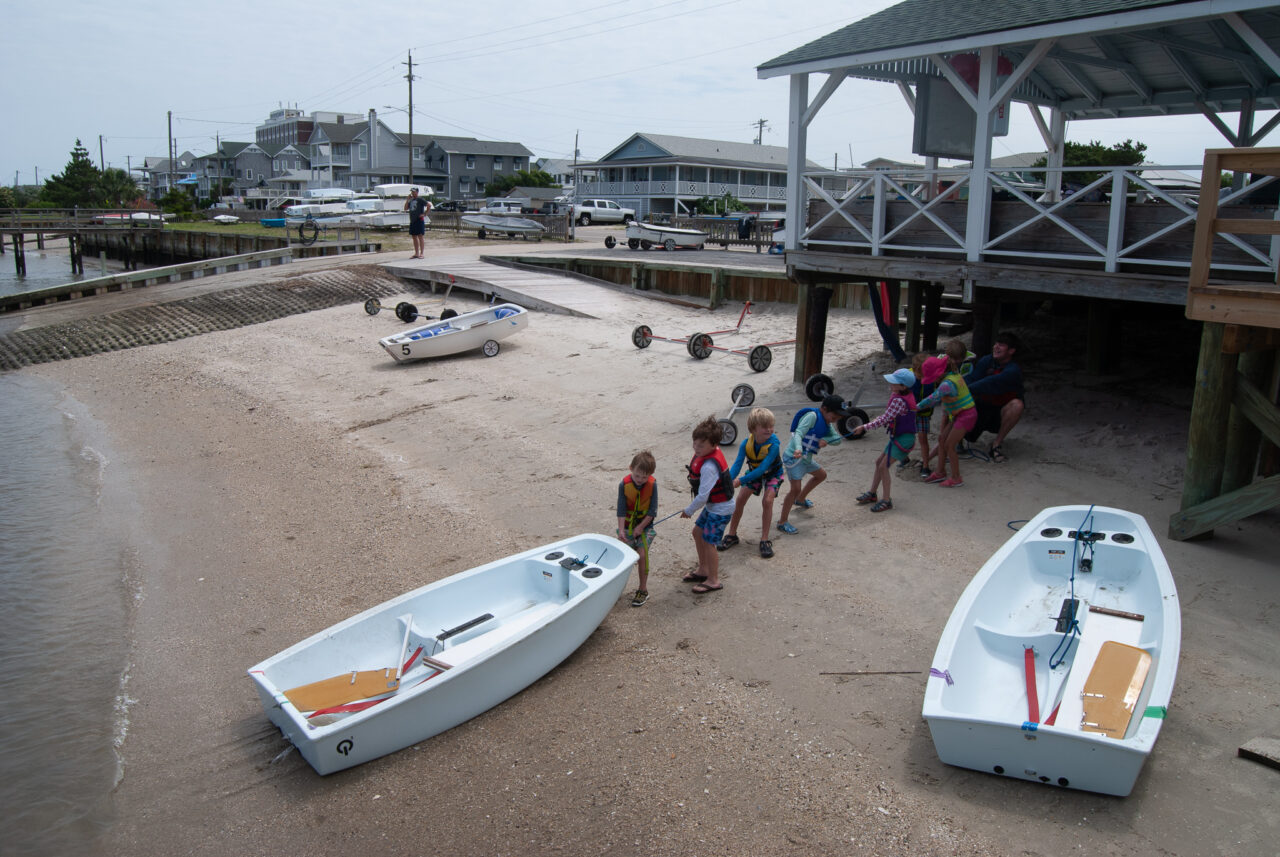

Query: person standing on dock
[[404, 187, 431, 259]]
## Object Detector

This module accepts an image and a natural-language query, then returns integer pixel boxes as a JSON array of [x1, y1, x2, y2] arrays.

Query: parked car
[[571, 199, 635, 226], [432, 200, 467, 212], [479, 200, 525, 214]]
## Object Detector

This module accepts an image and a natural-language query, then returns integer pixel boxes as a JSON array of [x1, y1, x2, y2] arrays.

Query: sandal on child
[[630, 589, 648, 607], [870, 499, 893, 513], [716, 534, 740, 552], [777, 521, 798, 535], [759, 539, 774, 558], [794, 498, 814, 509], [855, 491, 878, 504], [989, 444, 1008, 463], [681, 572, 707, 583]]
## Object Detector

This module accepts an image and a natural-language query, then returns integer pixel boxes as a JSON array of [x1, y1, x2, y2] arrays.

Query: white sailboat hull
[[248, 533, 638, 774], [922, 505, 1180, 796]]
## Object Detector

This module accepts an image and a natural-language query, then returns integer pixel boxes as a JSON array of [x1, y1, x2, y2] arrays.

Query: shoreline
[[22, 247, 1280, 855]]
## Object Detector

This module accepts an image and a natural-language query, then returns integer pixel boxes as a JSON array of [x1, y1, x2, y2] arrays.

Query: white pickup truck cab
[[572, 199, 635, 225]]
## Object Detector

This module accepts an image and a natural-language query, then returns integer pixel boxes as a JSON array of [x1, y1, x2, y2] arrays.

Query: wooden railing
[[0, 208, 168, 233]]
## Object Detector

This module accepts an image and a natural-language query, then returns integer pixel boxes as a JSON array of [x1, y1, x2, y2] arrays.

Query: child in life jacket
[[717, 408, 784, 559], [776, 395, 847, 535], [910, 351, 936, 477], [616, 450, 658, 607], [851, 368, 918, 512], [680, 416, 735, 594], [917, 354, 977, 488]]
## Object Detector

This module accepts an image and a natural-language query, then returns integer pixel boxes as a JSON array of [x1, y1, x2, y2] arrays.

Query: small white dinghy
[[379, 303, 528, 362], [248, 533, 638, 774], [922, 505, 1180, 796], [609, 221, 707, 251]]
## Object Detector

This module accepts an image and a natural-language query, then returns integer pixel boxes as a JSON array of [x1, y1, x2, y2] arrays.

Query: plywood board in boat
[[284, 668, 398, 711], [1055, 609, 1143, 730], [1081, 642, 1152, 739]]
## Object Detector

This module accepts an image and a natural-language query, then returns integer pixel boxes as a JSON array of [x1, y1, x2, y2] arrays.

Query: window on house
[[245, 169, 253, 180], [466, 156, 475, 169], [358, 144, 367, 161], [413, 147, 422, 161], [494, 156, 503, 170], [460, 179, 470, 192]]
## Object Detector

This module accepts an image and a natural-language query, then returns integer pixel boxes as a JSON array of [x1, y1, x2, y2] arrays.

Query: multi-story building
[[422, 136, 534, 201]]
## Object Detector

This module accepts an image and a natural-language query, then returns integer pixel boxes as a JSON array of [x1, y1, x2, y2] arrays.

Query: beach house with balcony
[[421, 136, 535, 202], [571, 132, 828, 219]]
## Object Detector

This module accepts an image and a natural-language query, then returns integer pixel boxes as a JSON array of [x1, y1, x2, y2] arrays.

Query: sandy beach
[[22, 237, 1280, 856]]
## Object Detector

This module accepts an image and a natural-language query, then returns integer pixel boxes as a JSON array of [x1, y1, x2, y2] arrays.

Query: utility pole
[[167, 110, 174, 198], [99, 135, 105, 171], [403, 51, 416, 188], [752, 118, 770, 145]]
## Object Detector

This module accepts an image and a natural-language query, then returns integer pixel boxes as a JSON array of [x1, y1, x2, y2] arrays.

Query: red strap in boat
[[308, 698, 386, 718], [1045, 702, 1060, 726], [403, 645, 422, 674], [1024, 647, 1039, 723]]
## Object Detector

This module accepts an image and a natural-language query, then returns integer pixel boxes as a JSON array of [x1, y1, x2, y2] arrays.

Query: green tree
[[99, 167, 141, 207], [0, 187, 14, 208], [159, 187, 195, 218], [483, 168, 557, 197], [41, 139, 103, 207], [691, 192, 750, 215], [1033, 139, 1147, 188]]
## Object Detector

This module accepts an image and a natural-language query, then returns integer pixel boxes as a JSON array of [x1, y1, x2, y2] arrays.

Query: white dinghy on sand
[[248, 533, 638, 774], [922, 505, 1180, 796]]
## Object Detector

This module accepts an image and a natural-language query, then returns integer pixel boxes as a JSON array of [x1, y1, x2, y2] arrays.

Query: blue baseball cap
[[884, 367, 915, 386]]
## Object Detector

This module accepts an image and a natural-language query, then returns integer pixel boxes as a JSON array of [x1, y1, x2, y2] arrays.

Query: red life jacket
[[687, 448, 732, 503]]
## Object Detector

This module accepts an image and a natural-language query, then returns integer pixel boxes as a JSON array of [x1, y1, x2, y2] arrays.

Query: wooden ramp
[[381, 258, 675, 319]]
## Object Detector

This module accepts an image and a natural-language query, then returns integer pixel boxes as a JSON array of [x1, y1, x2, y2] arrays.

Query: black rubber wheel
[[395, 302, 419, 323], [748, 345, 772, 373], [441, 308, 458, 320], [578, 214, 591, 226], [604, 235, 616, 249], [627, 238, 640, 250], [631, 325, 653, 349], [689, 333, 713, 360], [363, 298, 382, 316], [482, 339, 500, 357], [640, 240, 652, 250], [805, 373, 835, 401], [837, 409, 871, 439], [717, 419, 738, 446], [730, 383, 755, 407], [298, 220, 319, 245], [663, 238, 676, 251]]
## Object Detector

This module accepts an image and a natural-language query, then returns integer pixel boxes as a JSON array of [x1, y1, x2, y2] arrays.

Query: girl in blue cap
[[851, 367, 918, 512]]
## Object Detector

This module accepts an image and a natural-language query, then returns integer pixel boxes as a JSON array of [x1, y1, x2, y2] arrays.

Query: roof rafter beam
[[1093, 35, 1155, 103], [1161, 44, 1207, 99], [1225, 11, 1280, 80], [1052, 55, 1105, 107], [1139, 26, 1267, 69], [929, 38, 1055, 111], [998, 49, 1063, 103], [1208, 18, 1266, 89], [801, 70, 850, 127], [1198, 101, 1243, 145]]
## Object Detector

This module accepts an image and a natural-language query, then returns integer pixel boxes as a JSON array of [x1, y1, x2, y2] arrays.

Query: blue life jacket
[[790, 408, 829, 455]]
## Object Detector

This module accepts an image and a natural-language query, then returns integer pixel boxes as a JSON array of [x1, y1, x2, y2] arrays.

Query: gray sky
[[1, 0, 1261, 186]]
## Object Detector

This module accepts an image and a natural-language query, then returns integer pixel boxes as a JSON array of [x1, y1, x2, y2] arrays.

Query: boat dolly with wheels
[[713, 363, 886, 446], [630, 302, 794, 372]]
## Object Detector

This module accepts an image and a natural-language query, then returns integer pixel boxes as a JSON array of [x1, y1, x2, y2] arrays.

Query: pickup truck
[[571, 198, 635, 226]]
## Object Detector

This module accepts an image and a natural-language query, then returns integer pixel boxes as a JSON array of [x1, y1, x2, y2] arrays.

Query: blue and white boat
[[379, 303, 528, 362]]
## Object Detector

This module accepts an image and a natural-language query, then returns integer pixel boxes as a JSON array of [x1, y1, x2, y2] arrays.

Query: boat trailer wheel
[[627, 237, 641, 250], [688, 333, 713, 359], [604, 235, 617, 249], [663, 238, 676, 251], [717, 419, 738, 446], [476, 228, 487, 240], [395, 301, 420, 323], [640, 239, 652, 250], [748, 345, 772, 373], [441, 308, 458, 320], [804, 372, 835, 401], [730, 384, 756, 407], [482, 339, 500, 357], [837, 410, 871, 440], [631, 325, 653, 349], [364, 297, 383, 315]]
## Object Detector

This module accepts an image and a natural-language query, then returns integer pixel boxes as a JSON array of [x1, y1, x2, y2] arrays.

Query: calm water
[[0, 243, 129, 297], [0, 373, 135, 855]]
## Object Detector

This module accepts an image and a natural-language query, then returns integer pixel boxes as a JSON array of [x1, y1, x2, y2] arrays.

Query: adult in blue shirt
[[962, 332, 1024, 463]]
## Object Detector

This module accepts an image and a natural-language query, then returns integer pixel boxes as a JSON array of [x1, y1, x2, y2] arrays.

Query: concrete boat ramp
[[381, 255, 707, 319]]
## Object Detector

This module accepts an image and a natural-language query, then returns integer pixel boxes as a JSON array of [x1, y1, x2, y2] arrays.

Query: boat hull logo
[[336, 739, 354, 756]]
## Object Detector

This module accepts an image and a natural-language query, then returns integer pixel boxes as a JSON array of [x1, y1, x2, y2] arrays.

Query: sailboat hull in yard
[[922, 505, 1180, 796], [248, 533, 638, 774]]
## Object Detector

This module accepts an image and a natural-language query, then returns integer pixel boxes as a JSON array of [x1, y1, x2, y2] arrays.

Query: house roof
[[424, 136, 534, 157], [310, 121, 366, 144], [584, 132, 823, 170], [758, 0, 1280, 121]]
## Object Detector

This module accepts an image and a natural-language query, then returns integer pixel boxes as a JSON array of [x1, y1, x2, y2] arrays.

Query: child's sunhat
[[921, 356, 948, 385], [884, 367, 915, 386]]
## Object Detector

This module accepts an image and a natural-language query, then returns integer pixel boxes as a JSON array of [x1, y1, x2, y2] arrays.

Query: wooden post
[[710, 268, 726, 309], [904, 281, 923, 353], [793, 279, 832, 383], [13, 233, 25, 275], [1175, 322, 1235, 539], [970, 289, 995, 356], [1223, 346, 1274, 492]]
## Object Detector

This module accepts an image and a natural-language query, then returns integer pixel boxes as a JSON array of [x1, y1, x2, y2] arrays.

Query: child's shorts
[[743, 472, 784, 497], [951, 407, 978, 435], [885, 432, 916, 463], [785, 456, 823, 481], [915, 414, 931, 434], [628, 529, 655, 549], [695, 508, 731, 545]]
